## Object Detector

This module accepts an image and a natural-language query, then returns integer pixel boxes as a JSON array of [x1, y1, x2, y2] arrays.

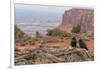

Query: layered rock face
[[59, 8, 94, 33]]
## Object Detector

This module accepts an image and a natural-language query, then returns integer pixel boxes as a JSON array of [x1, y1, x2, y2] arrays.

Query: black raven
[[79, 39, 88, 50], [71, 37, 77, 48]]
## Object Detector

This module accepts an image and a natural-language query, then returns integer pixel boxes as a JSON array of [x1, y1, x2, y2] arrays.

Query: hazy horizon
[[15, 4, 71, 37]]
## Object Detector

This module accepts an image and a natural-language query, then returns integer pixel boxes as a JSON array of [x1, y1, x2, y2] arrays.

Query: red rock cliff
[[59, 8, 94, 33]]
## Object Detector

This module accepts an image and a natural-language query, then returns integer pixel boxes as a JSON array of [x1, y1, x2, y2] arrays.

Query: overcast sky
[[15, 4, 72, 23]]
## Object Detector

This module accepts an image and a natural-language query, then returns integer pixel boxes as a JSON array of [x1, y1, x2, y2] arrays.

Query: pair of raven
[[71, 37, 88, 50]]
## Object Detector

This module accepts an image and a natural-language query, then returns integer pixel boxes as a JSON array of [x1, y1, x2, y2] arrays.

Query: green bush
[[15, 25, 32, 45], [46, 28, 69, 38], [35, 31, 42, 38], [15, 25, 25, 40], [71, 24, 81, 33]]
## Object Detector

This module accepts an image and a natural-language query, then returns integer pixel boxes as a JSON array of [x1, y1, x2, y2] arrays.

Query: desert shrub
[[35, 31, 42, 38], [15, 25, 25, 40], [15, 25, 32, 45], [46, 28, 69, 38], [71, 24, 81, 33]]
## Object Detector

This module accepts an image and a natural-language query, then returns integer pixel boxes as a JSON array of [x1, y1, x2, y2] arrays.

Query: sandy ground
[[16, 39, 94, 52], [63, 39, 94, 51]]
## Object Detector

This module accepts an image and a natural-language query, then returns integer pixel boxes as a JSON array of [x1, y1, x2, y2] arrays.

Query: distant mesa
[[58, 8, 94, 33]]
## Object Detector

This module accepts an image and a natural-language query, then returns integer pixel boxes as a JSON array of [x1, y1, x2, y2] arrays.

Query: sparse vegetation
[[47, 28, 70, 38], [71, 24, 81, 33], [15, 25, 25, 40], [35, 31, 42, 38], [15, 25, 33, 46]]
